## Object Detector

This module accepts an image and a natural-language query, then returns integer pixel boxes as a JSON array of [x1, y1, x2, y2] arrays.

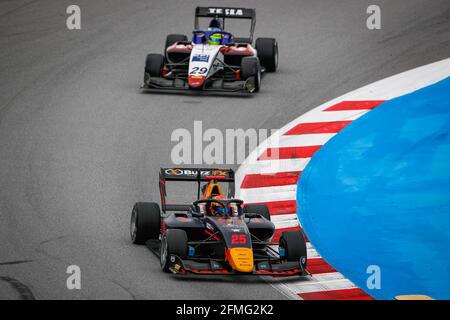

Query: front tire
[[130, 202, 161, 245], [240, 56, 261, 93], [279, 230, 307, 269], [144, 53, 164, 77], [255, 38, 278, 72], [160, 229, 188, 273]]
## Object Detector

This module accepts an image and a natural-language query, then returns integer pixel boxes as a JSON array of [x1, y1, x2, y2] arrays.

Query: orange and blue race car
[[130, 168, 307, 275], [141, 6, 278, 94]]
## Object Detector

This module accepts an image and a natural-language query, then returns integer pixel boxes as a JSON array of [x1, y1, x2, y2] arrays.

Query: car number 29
[[190, 66, 208, 75]]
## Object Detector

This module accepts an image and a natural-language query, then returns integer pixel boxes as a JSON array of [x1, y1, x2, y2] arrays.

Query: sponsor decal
[[164, 168, 230, 177], [208, 8, 244, 16], [211, 261, 222, 270], [192, 54, 210, 62], [165, 168, 193, 176]]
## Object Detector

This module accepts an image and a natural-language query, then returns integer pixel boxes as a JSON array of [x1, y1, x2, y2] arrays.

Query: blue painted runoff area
[[297, 76, 450, 300]]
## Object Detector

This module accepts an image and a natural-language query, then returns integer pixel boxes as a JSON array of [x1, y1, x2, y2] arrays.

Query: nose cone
[[226, 248, 254, 272], [188, 75, 205, 88]]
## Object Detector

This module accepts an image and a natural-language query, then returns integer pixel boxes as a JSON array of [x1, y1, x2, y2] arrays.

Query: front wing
[[141, 76, 258, 94], [167, 254, 306, 276], [146, 239, 307, 276]]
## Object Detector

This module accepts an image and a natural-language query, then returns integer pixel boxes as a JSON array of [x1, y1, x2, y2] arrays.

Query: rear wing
[[194, 6, 256, 42], [159, 168, 235, 212]]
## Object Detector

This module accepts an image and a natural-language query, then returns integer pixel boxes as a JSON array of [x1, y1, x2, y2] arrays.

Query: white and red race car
[[142, 6, 278, 94]]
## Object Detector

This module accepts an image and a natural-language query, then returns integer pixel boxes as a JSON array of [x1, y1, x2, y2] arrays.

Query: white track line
[[238, 158, 311, 175], [298, 109, 370, 123], [275, 134, 336, 148], [239, 185, 297, 204]]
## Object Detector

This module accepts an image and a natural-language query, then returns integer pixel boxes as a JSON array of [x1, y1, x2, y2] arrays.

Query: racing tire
[[255, 38, 278, 72], [165, 34, 188, 51], [145, 53, 164, 77], [130, 202, 161, 245], [160, 229, 188, 273], [240, 56, 261, 93], [279, 230, 307, 268], [244, 204, 271, 221]]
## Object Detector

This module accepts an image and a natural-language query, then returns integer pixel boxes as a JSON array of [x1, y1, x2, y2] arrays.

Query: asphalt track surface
[[0, 0, 449, 299]]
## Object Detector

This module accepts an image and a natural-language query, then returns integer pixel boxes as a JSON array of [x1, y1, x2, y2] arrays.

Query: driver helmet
[[208, 32, 222, 45], [209, 195, 229, 216]]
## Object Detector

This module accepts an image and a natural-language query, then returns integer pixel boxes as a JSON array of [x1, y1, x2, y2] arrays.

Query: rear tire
[[244, 204, 270, 221], [255, 38, 278, 72], [240, 56, 261, 93], [130, 202, 161, 245], [160, 229, 188, 273], [279, 230, 307, 269], [165, 34, 188, 51]]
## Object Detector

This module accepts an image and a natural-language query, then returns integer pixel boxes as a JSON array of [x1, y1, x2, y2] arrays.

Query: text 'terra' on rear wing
[[159, 167, 235, 213], [194, 6, 256, 42]]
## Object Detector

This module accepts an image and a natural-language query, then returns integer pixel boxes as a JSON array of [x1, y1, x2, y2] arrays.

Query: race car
[[141, 7, 278, 94], [130, 168, 308, 276]]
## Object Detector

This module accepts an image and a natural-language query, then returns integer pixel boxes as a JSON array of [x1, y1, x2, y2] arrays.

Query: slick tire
[[144, 53, 164, 77], [255, 38, 278, 72], [130, 202, 161, 245], [240, 56, 261, 93], [160, 229, 188, 273], [279, 230, 307, 268]]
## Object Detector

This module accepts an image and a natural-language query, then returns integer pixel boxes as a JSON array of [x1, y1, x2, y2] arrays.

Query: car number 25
[[231, 234, 247, 245], [190, 66, 208, 75]]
